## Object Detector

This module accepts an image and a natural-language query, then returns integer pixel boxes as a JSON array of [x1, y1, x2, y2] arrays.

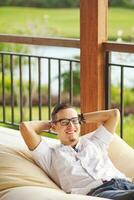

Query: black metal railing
[[105, 51, 134, 139], [0, 51, 80, 128], [0, 35, 134, 144]]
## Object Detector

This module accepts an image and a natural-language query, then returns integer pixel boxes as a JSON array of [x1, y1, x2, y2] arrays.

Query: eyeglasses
[[54, 117, 80, 126]]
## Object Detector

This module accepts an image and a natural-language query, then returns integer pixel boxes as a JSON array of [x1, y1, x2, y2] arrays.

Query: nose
[[67, 121, 75, 127]]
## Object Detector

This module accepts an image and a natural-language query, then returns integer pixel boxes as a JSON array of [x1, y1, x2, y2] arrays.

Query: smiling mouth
[[65, 130, 76, 135]]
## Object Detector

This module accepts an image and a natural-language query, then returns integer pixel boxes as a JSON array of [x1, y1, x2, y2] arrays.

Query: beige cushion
[[0, 127, 134, 200], [0, 186, 110, 200], [108, 134, 134, 180], [0, 144, 60, 191]]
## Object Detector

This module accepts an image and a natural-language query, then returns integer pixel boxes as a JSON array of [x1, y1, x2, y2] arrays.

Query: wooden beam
[[103, 41, 134, 53], [80, 0, 108, 134], [0, 34, 80, 48]]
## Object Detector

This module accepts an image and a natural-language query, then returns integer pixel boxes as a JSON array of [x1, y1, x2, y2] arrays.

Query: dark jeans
[[87, 179, 134, 200]]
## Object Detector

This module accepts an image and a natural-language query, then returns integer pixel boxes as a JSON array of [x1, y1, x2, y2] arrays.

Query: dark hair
[[51, 103, 74, 121]]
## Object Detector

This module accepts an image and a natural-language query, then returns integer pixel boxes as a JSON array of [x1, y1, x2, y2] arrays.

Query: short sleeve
[[30, 140, 52, 175], [89, 124, 114, 149]]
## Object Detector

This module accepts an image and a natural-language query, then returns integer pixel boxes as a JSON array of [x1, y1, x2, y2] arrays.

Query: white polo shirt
[[31, 125, 128, 195]]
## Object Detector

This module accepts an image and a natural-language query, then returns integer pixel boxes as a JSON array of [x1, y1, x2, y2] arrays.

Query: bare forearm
[[19, 120, 51, 150], [83, 109, 119, 124], [20, 120, 51, 134], [80, 109, 120, 134]]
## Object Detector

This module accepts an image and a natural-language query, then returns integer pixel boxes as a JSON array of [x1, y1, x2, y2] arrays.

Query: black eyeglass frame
[[53, 117, 80, 126]]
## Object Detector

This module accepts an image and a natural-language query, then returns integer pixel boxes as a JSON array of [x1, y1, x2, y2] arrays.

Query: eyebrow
[[56, 117, 78, 121]]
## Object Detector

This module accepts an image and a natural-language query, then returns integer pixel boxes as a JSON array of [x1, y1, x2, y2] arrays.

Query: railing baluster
[[105, 52, 111, 109], [19, 56, 23, 122], [1, 54, 6, 122], [10, 54, 14, 124], [69, 61, 73, 105], [28, 56, 32, 120], [38, 57, 42, 120], [58, 60, 61, 104], [120, 66, 124, 138], [48, 58, 51, 120]]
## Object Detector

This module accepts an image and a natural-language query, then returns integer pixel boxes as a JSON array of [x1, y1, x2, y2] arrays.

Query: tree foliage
[[0, 0, 80, 8], [0, 0, 133, 8], [61, 69, 80, 96], [109, 0, 134, 8]]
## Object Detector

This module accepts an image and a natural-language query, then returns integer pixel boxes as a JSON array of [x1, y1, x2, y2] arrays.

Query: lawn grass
[[0, 6, 134, 40], [108, 7, 134, 41], [123, 115, 134, 148], [0, 106, 49, 122], [0, 106, 134, 148], [0, 7, 79, 38]]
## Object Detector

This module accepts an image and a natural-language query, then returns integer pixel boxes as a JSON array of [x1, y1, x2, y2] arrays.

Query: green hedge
[[0, 0, 80, 8], [111, 86, 134, 106], [109, 0, 134, 8], [0, 0, 133, 8]]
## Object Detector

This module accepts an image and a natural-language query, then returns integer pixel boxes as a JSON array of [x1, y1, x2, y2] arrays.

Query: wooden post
[[80, 0, 108, 134]]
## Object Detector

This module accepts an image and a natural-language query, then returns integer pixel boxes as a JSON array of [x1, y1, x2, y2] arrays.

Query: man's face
[[52, 108, 80, 146]]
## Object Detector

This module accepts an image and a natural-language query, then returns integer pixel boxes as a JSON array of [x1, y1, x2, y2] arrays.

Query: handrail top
[[0, 34, 134, 53], [0, 51, 80, 62], [0, 34, 80, 48], [103, 41, 134, 53]]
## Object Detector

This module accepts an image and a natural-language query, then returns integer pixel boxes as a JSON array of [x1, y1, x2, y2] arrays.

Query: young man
[[20, 103, 134, 200]]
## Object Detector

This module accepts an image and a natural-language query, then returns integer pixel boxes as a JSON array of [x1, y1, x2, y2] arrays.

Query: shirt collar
[[60, 138, 81, 152]]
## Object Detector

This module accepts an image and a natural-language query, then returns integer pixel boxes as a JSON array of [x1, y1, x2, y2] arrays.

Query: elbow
[[19, 121, 27, 132], [113, 108, 120, 121], [114, 108, 120, 117], [19, 121, 25, 130]]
